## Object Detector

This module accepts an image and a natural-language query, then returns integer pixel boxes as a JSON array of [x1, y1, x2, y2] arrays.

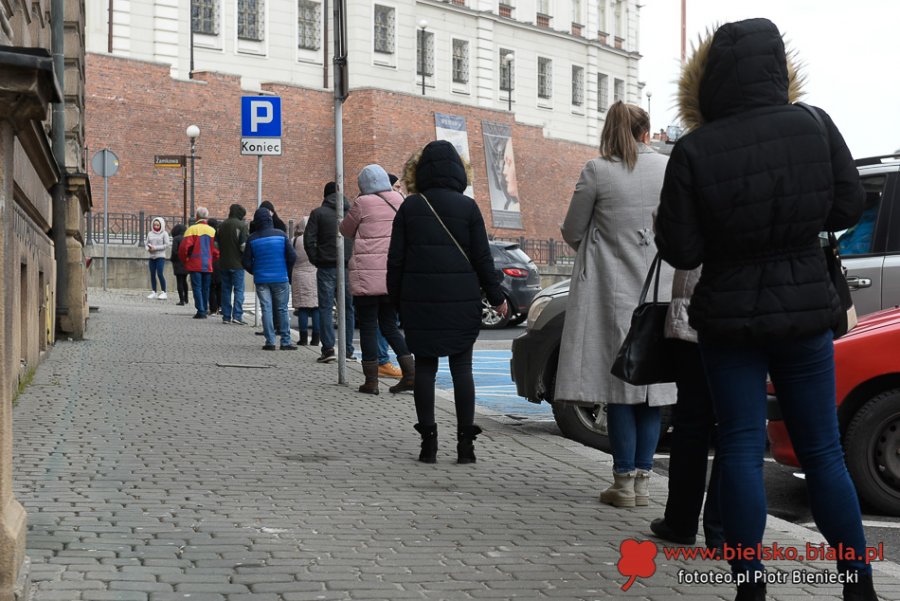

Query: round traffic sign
[[91, 149, 119, 177]]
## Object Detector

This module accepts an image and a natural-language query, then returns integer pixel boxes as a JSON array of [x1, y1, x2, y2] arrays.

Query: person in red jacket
[[178, 206, 219, 319]]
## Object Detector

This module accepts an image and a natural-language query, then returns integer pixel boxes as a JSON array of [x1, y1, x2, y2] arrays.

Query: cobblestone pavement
[[12, 290, 900, 601]]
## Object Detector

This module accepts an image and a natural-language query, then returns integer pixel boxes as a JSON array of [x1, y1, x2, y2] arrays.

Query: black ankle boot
[[310, 332, 320, 347], [456, 425, 483, 464], [844, 574, 878, 601], [735, 581, 766, 601], [414, 423, 437, 463], [299, 330, 308, 346]]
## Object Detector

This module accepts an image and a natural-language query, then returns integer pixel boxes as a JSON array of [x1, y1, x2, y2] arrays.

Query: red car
[[767, 307, 900, 516]]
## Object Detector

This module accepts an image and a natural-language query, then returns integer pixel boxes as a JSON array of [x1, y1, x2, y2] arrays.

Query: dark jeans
[[175, 274, 189, 303], [209, 277, 221, 314], [700, 330, 870, 577], [606, 403, 660, 473], [316, 267, 354, 355], [297, 307, 320, 335], [414, 348, 475, 430], [220, 268, 245, 321], [148, 258, 166, 292], [354, 296, 409, 362], [189, 271, 212, 316], [663, 340, 723, 547]]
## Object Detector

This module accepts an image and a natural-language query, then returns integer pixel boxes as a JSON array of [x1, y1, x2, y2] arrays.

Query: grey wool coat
[[555, 145, 676, 407]]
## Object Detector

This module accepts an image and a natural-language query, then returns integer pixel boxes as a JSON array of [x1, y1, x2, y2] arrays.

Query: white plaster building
[[85, 0, 644, 147]]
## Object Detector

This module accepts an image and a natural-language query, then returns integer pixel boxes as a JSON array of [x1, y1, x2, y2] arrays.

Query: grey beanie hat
[[357, 164, 391, 195]]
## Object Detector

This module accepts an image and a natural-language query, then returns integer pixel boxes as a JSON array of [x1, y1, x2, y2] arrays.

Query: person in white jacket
[[145, 217, 170, 300]]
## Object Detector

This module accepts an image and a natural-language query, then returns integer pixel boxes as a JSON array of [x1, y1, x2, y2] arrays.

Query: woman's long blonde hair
[[599, 101, 650, 171]]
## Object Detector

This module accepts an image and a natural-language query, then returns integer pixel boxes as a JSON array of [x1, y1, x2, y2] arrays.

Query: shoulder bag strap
[[375, 191, 399, 213], [420, 193, 471, 267]]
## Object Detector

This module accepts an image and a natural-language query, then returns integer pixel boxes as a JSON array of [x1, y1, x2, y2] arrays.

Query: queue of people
[[137, 17, 877, 601]]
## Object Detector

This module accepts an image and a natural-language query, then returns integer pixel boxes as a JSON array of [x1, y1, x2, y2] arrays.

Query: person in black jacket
[[169, 223, 189, 305], [387, 140, 507, 465], [655, 19, 871, 601], [249, 200, 287, 233], [304, 182, 355, 363]]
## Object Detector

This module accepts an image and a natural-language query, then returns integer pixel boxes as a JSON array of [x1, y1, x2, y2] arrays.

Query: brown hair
[[401, 150, 422, 194], [599, 101, 650, 170]]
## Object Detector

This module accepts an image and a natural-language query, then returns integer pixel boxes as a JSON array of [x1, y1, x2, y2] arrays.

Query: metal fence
[[86, 212, 570, 266]]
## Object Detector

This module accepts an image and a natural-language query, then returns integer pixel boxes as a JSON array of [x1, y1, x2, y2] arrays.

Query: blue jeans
[[220, 268, 245, 322], [257, 281, 291, 346], [316, 267, 355, 355], [189, 272, 211, 315], [699, 331, 870, 577], [297, 307, 320, 336], [377, 330, 390, 364], [606, 403, 661, 473], [149, 258, 166, 292]]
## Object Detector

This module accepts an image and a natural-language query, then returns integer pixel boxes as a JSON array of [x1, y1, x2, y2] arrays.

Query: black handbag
[[824, 232, 858, 338], [610, 254, 678, 385]]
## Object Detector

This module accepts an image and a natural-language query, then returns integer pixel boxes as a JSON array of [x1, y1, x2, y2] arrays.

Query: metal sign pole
[[103, 164, 109, 291], [334, 0, 348, 385], [254, 155, 262, 328]]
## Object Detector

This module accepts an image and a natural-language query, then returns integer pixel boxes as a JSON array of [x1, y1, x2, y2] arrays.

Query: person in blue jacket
[[243, 206, 297, 350]]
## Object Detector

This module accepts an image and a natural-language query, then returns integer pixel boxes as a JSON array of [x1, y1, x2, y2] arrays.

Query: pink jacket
[[339, 190, 403, 296]]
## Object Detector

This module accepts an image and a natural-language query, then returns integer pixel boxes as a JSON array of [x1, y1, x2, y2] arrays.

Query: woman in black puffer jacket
[[655, 19, 871, 601], [387, 141, 506, 465]]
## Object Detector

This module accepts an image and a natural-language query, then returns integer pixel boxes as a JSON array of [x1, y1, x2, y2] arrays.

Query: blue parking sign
[[241, 96, 281, 137]]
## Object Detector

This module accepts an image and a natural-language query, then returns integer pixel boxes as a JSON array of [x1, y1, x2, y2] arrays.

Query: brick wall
[[86, 53, 598, 241]]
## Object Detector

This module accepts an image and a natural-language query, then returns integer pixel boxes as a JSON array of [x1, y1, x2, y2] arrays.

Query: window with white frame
[[597, 72, 609, 111], [597, 0, 606, 32], [298, 0, 321, 50], [452, 39, 469, 84], [416, 30, 434, 76], [238, 0, 264, 41], [572, 0, 582, 23], [572, 65, 584, 106], [614, 0, 623, 39], [499, 49, 515, 91], [374, 5, 395, 54], [538, 57, 552, 99], [192, 0, 219, 35], [613, 77, 625, 103], [537, 0, 551, 14]]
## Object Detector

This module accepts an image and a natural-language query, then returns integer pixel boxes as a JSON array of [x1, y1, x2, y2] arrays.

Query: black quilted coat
[[655, 18, 864, 343], [387, 140, 504, 357]]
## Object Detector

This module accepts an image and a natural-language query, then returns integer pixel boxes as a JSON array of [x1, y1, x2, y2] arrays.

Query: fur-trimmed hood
[[678, 18, 804, 131]]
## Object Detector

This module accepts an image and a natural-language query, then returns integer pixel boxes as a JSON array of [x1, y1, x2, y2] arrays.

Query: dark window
[[192, 0, 219, 35], [238, 0, 264, 41], [298, 0, 321, 50], [416, 30, 434, 76], [374, 5, 395, 54], [453, 39, 469, 83]]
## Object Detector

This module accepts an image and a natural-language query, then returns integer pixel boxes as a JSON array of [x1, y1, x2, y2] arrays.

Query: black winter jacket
[[303, 194, 353, 268], [387, 140, 504, 357], [655, 18, 864, 343]]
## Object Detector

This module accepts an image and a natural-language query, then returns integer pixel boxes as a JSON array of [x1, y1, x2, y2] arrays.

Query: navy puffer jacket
[[387, 140, 504, 357], [242, 207, 296, 284], [655, 18, 864, 343]]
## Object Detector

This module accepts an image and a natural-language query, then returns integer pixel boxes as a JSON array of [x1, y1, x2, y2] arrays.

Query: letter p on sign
[[241, 96, 282, 138]]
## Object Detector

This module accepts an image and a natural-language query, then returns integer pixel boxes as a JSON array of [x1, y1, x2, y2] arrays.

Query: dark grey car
[[481, 241, 542, 329]]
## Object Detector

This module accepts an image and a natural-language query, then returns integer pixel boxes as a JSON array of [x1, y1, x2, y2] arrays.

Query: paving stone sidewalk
[[12, 290, 900, 601]]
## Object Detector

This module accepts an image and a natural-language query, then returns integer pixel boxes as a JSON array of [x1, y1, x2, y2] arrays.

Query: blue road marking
[[434, 350, 553, 419]]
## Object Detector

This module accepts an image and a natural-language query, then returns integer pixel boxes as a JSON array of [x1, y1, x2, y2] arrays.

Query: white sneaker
[[147, 292, 158, 299], [158, 292, 168, 300]]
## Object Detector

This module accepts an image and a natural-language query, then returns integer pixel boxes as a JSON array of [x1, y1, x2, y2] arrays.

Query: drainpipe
[[323, 0, 329, 88], [51, 0, 68, 325]]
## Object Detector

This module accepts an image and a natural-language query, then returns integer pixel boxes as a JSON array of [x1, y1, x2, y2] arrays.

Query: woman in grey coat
[[555, 101, 675, 508]]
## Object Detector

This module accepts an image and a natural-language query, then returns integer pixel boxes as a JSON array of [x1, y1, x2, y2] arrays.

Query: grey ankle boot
[[599, 471, 636, 508], [634, 469, 651, 506]]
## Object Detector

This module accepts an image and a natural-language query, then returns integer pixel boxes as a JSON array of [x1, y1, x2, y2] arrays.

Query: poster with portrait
[[482, 120, 523, 230], [433, 113, 474, 198]]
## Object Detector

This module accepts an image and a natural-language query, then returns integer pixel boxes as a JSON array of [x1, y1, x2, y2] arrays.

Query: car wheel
[[552, 402, 612, 453], [481, 293, 511, 329], [844, 389, 900, 517]]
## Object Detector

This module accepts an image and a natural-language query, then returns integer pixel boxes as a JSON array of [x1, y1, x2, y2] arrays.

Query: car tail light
[[502, 267, 529, 278]]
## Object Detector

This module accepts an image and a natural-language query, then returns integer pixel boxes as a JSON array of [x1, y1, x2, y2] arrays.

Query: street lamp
[[186, 124, 200, 221], [646, 90, 652, 130], [503, 54, 514, 111], [418, 19, 428, 95]]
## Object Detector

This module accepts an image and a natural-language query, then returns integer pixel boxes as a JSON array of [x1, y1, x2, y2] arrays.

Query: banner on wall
[[481, 120, 523, 230], [433, 113, 474, 198]]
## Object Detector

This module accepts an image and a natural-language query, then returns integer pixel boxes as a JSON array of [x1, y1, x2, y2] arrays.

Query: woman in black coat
[[655, 18, 871, 601], [169, 223, 189, 305], [387, 140, 506, 464]]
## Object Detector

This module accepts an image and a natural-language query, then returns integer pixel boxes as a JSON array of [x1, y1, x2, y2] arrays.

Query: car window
[[490, 245, 504, 261], [505, 247, 532, 264], [837, 174, 887, 256]]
